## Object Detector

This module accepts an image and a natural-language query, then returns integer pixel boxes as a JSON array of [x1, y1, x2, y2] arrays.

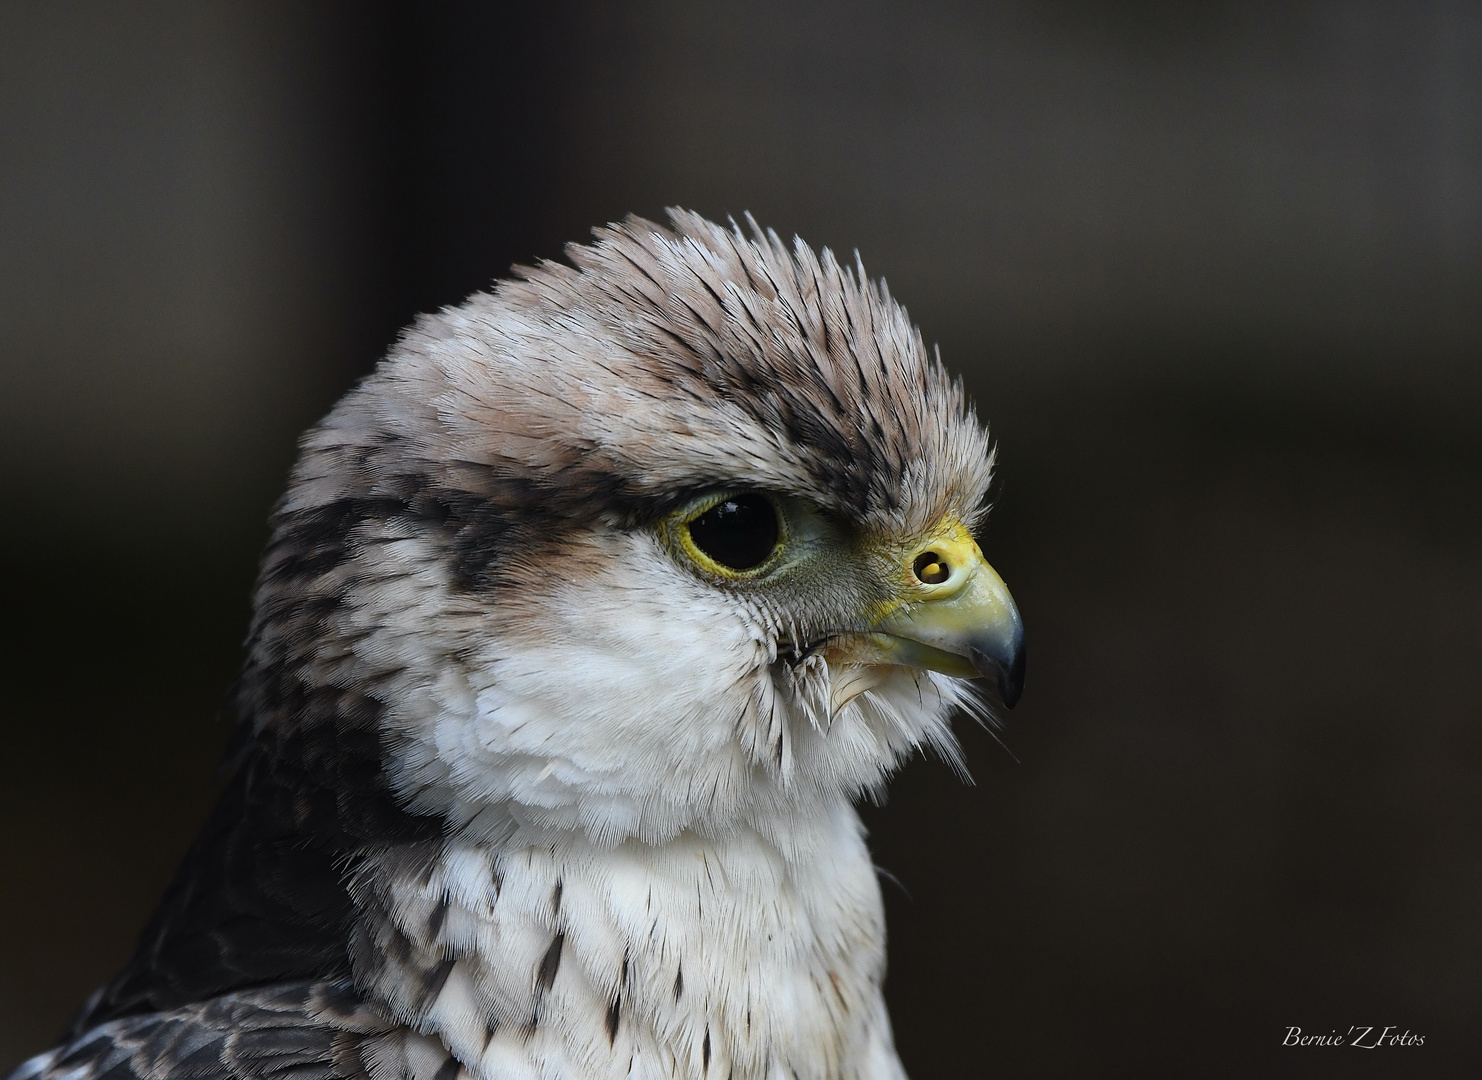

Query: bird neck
[[352, 798, 907, 1080]]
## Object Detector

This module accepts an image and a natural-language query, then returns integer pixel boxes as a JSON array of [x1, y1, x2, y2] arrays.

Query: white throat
[[324, 529, 964, 1079], [354, 800, 908, 1080]]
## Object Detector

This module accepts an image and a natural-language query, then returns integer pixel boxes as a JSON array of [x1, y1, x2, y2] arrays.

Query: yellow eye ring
[[669, 492, 786, 579]]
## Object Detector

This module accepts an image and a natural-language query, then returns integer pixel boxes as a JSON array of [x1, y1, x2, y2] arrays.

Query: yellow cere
[[863, 516, 986, 624], [905, 519, 983, 593]]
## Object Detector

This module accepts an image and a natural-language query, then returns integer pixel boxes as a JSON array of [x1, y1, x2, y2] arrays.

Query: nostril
[[913, 551, 950, 585]]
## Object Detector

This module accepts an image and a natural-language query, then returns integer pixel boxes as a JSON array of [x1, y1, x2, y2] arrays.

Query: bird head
[[244, 211, 1023, 849]]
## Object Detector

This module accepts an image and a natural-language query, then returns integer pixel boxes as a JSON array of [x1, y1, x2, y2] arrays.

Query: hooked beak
[[860, 525, 1026, 708]]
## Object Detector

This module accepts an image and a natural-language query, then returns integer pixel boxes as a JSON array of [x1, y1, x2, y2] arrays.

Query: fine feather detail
[[15, 211, 994, 1080]]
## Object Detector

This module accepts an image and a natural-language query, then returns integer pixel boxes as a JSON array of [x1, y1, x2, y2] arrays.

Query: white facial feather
[[235, 211, 999, 1080], [340, 526, 963, 854], [327, 506, 953, 1079]]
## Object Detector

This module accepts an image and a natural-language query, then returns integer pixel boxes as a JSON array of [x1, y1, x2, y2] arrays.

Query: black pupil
[[687, 495, 779, 571]]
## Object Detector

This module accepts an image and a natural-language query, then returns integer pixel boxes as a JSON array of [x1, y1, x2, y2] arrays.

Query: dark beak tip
[[971, 640, 1026, 710]]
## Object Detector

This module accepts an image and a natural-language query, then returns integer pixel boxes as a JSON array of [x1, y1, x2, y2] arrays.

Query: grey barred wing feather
[[10, 983, 399, 1080]]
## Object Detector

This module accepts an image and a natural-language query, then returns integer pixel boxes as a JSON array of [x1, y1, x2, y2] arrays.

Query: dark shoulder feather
[[67, 720, 438, 1032], [10, 983, 388, 1080], [67, 489, 445, 1032]]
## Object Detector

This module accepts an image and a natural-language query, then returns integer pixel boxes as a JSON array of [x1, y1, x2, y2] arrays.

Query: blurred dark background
[[2, 2, 1479, 1076]]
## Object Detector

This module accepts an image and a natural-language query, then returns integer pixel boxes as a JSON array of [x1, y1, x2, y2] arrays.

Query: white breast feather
[[321, 524, 960, 1079]]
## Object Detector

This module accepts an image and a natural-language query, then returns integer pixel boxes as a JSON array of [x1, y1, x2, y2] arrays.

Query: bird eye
[[684, 494, 780, 572]]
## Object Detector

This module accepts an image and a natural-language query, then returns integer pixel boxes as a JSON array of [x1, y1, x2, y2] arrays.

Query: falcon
[[12, 211, 1024, 1080]]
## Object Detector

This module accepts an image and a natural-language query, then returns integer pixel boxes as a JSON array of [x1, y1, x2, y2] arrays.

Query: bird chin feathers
[[354, 527, 971, 853]]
